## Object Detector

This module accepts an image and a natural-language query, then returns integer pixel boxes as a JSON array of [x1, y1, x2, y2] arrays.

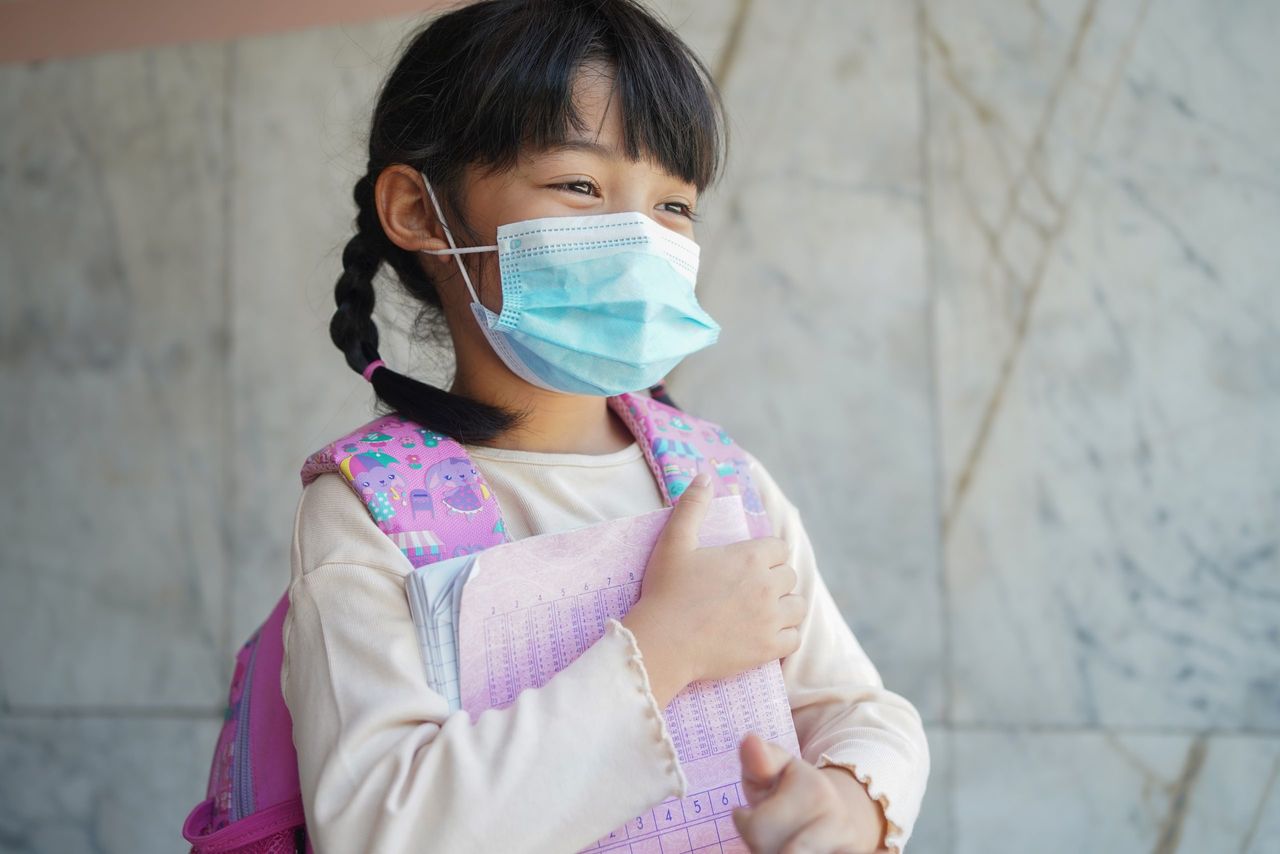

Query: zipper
[[232, 633, 261, 821]]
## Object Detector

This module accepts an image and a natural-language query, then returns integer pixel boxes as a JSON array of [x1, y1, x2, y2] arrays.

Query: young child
[[281, 1, 930, 852]]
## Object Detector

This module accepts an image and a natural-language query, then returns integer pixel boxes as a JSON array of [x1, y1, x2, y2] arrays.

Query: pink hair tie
[[361, 358, 385, 382]]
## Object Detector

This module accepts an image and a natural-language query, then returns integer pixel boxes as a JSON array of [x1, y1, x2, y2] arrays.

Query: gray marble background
[[1, 1, 1276, 851]]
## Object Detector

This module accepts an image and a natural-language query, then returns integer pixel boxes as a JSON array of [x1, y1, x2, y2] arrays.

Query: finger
[[756, 749, 826, 824], [758, 535, 791, 567], [742, 752, 798, 819], [740, 753, 778, 806], [777, 592, 808, 627], [733, 763, 815, 854], [766, 747, 816, 801], [778, 812, 838, 854], [731, 535, 790, 568], [775, 625, 801, 660], [733, 803, 801, 854], [657, 473, 714, 552], [737, 757, 834, 850], [730, 805, 757, 847], [760, 736, 798, 770], [739, 732, 788, 794], [740, 735, 803, 810], [768, 563, 798, 596]]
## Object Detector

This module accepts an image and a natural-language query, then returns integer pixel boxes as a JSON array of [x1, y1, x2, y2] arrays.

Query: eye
[[661, 200, 700, 222], [552, 180, 600, 197]]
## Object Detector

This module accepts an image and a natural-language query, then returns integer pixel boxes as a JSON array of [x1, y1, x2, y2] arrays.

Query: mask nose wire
[[418, 172, 497, 306]]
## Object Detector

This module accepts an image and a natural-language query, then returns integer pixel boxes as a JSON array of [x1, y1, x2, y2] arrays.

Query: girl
[[281, 1, 930, 852]]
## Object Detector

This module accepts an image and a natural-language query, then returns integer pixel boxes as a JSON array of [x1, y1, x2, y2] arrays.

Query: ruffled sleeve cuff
[[606, 617, 689, 799], [816, 738, 929, 853]]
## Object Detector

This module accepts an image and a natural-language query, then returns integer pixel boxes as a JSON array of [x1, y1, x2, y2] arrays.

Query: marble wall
[[1, 1, 1274, 851]]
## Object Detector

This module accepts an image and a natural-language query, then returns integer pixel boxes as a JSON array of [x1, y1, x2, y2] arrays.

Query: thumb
[[656, 473, 714, 553], [739, 732, 789, 803]]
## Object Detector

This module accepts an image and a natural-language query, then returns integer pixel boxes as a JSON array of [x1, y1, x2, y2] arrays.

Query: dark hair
[[329, 0, 727, 443]]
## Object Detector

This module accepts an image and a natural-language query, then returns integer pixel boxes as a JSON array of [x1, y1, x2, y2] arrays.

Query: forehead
[[522, 70, 695, 187], [571, 62, 621, 126]]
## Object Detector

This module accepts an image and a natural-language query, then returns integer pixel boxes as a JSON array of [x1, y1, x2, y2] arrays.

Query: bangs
[[411, 0, 727, 191]]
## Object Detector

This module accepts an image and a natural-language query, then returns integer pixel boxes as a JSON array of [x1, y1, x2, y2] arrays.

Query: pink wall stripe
[[0, 0, 458, 65]]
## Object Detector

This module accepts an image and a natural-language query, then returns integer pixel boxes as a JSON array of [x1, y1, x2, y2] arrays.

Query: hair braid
[[329, 170, 524, 444]]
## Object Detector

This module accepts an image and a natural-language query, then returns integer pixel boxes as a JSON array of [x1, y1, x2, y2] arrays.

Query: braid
[[330, 210, 383, 375], [328, 170, 524, 444]]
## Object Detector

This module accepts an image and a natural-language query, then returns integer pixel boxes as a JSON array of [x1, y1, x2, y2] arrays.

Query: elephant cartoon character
[[424, 457, 492, 516]]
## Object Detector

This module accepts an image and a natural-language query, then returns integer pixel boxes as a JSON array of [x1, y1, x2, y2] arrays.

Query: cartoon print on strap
[[301, 393, 773, 568], [608, 392, 772, 539], [300, 415, 509, 568]]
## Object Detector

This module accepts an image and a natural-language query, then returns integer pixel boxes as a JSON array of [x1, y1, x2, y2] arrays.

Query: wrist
[[818, 764, 889, 854], [619, 605, 692, 707]]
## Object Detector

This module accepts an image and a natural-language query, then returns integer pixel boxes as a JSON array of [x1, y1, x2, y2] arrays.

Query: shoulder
[[735, 448, 804, 543], [291, 470, 413, 580], [628, 393, 801, 529], [293, 412, 476, 579], [730, 449, 831, 609]]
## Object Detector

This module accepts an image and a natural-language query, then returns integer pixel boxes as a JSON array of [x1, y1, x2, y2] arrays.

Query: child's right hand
[[621, 473, 807, 702]]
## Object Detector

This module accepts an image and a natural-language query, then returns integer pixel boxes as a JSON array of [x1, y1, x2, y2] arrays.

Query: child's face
[[448, 67, 699, 304], [378, 62, 702, 396]]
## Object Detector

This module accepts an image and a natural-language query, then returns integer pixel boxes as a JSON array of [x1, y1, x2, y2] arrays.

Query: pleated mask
[[419, 172, 720, 396]]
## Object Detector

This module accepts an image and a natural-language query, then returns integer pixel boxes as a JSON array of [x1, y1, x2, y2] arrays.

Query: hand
[[625, 474, 806, 688], [732, 732, 880, 854]]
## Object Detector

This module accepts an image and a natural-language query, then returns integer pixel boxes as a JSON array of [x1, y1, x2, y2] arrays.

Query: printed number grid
[[427, 611, 460, 709], [582, 781, 751, 853], [482, 581, 792, 765]]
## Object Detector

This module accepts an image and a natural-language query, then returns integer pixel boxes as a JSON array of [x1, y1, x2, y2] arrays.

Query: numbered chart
[[455, 498, 801, 854], [584, 781, 752, 854], [482, 579, 791, 765], [482, 582, 636, 708]]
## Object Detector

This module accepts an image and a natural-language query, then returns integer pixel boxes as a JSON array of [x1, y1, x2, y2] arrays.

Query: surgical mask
[[418, 172, 720, 396]]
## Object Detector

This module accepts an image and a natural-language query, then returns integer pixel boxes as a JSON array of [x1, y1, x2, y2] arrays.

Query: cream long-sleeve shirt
[[281, 437, 930, 854]]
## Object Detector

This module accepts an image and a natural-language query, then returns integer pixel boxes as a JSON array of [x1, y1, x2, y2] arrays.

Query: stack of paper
[[404, 551, 477, 711], [404, 493, 802, 854]]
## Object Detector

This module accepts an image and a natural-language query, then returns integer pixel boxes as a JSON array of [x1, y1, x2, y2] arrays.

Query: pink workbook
[[456, 494, 802, 854]]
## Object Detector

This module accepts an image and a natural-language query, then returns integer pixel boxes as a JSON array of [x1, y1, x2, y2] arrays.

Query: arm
[[745, 452, 931, 853], [281, 474, 687, 853]]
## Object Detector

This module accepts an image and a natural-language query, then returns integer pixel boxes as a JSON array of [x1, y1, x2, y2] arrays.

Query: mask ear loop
[[417, 172, 497, 306]]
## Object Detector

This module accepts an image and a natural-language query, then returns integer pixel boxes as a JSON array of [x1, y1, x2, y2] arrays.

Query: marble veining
[[0, 0, 1275, 850]]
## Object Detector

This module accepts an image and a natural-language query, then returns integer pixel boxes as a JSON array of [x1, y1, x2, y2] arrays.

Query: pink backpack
[[182, 390, 770, 852]]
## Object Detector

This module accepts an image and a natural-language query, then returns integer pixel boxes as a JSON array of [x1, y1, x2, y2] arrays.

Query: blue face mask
[[419, 172, 720, 396]]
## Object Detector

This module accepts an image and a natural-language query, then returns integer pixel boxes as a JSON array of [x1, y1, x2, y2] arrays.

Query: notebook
[[404, 549, 476, 711], [405, 493, 800, 853]]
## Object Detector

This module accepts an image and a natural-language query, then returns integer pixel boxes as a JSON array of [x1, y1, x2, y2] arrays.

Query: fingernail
[[692, 473, 711, 488]]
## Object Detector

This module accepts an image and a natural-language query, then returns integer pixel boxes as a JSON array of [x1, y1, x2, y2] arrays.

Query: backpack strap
[[299, 394, 772, 567], [609, 392, 773, 538], [300, 415, 509, 568]]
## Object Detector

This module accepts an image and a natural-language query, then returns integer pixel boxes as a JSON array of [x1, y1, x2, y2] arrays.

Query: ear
[[375, 164, 454, 264]]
